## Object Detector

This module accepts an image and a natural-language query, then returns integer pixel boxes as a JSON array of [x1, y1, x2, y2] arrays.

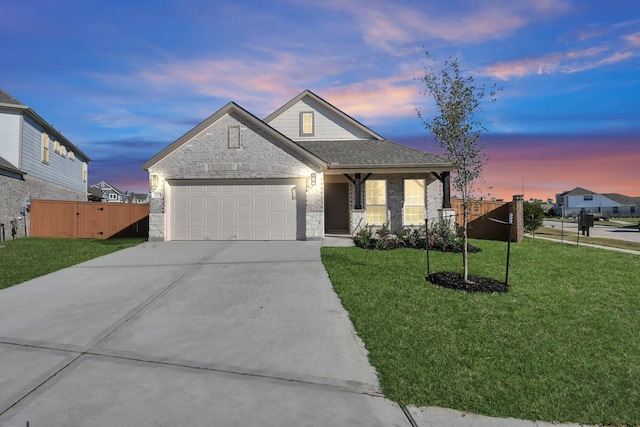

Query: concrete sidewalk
[[0, 241, 408, 426]]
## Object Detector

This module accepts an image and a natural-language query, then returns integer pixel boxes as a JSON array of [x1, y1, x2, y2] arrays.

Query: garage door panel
[[171, 182, 299, 240]]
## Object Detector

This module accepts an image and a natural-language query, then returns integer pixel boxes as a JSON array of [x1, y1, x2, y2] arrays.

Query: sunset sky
[[2, 0, 638, 201]]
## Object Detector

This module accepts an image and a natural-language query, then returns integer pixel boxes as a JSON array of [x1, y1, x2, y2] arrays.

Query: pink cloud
[[300, 0, 571, 54], [479, 47, 612, 80], [623, 32, 640, 46]]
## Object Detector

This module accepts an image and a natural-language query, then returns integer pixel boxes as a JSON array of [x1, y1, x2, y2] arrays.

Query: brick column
[[512, 195, 524, 242]]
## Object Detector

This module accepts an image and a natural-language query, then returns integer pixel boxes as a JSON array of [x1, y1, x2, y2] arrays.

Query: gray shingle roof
[[0, 88, 26, 107], [603, 193, 638, 206], [295, 139, 451, 168], [0, 155, 24, 176]]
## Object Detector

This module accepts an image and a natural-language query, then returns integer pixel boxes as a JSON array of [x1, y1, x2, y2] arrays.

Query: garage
[[169, 180, 303, 241]]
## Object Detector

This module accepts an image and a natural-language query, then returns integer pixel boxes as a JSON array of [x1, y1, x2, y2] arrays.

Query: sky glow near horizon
[[1, 0, 638, 201]]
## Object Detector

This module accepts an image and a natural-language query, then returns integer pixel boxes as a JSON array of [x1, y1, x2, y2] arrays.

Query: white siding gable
[[269, 98, 373, 141], [0, 110, 21, 166]]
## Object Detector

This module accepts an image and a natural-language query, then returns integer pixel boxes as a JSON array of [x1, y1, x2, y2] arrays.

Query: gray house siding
[[20, 115, 88, 193], [0, 110, 21, 166], [268, 98, 372, 141]]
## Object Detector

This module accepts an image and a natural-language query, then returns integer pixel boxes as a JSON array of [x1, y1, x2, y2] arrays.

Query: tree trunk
[[463, 201, 469, 282]]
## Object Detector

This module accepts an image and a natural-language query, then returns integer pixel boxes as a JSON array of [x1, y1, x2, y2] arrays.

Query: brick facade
[[350, 173, 442, 233], [147, 112, 323, 241]]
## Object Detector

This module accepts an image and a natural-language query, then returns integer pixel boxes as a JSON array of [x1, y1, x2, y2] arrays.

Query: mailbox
[[578, 213, 594, 236]]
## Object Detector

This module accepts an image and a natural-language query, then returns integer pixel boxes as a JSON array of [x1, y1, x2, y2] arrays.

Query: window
[[42, 134, 50, 163], [109, 193, 118, 200], [631, 207, 636, 214], [300, 112, 314, 136], [227, 125, 241, 148], [404, 179, 425, 224], [54, 140, 61, 153], [82, 162, 88, 182], [612, 207, 618, 214], [584, 195, 593, 201], [69, 151, 75, 160], [60, 146, 67, 156], [365, 180, 387, 224]]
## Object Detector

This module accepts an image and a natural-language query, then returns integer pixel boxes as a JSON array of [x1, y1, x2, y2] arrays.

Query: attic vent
[[228, 125, 241, 148]]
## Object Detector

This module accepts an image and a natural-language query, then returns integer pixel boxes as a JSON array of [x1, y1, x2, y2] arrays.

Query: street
[[543, 220, 640, 244]]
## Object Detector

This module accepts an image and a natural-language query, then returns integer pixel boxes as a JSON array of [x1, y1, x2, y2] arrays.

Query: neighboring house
[[142, 90, 453, 241], [90, 181, 149, 204], [90, 181, 127, 203], [126, 193, 150, 204], [554, 187, 639, 217], [0, 88, 90, 238]]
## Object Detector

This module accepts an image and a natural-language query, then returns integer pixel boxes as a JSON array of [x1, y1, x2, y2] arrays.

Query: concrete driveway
[[0, 241, 409, 426]]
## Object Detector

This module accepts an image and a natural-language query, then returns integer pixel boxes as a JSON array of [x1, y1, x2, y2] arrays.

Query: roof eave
[[324, 163, 454, 175]]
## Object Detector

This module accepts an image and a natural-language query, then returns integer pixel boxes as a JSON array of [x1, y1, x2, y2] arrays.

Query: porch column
[[344, 173, 372, 210], [432, 171, 451, 209], [442, 171, 451, 208]]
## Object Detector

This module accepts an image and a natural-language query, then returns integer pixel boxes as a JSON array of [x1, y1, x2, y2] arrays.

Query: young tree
[[417, 51, 499, 283], [523, 201, 545, 233]]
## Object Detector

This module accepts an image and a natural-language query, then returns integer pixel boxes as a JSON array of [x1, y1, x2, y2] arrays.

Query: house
[[90, 181, 127, 203], [90, 181, 149, 204], [554, 187, 639, 217], [0, 88, 91, 237], [126, 193, 150, 204], [142, 90, 453, 241]]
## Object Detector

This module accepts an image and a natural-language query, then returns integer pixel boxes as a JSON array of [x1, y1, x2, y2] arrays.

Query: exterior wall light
[[310, 173, 317, 187], [150, 174, 159, 191]]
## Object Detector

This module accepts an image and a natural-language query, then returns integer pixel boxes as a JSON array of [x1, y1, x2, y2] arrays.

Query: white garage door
[[170, 182, 299, 240]]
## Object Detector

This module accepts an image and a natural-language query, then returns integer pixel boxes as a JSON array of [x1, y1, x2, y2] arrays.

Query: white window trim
[[403, 179, 426, 225], [365, 179, 387, 224], [299, 111, 314, 137]]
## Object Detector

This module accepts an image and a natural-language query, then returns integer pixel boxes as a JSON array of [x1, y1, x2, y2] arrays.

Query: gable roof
[[0, 88, 91, 163], [142, 101, 326, 171], [296, 139, 451, 169], [558, 187, 596, 197], [603, 193, 638, 206], [0, 155, 25, 179], [264, 90, 385, 140], [0, 88, 27, 108], [91, 180, 125, 195]]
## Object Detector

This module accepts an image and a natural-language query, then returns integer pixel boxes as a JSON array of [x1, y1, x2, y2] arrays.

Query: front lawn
[[0, 237, 146, 290], [321, 239, 640, 426]]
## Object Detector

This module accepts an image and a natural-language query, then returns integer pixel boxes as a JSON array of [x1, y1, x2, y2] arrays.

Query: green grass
[[0, 237, 146, 290], [321, 240, 640, 426]]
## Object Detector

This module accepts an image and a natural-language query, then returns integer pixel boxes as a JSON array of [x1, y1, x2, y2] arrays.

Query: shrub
[[428, 218, 463, 252]]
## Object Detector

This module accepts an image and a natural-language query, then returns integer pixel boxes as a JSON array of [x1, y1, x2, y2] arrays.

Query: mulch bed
[[428, 272, 508, 293]]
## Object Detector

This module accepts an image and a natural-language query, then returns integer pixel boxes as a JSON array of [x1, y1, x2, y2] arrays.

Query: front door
[[324, 183, 349, 233]]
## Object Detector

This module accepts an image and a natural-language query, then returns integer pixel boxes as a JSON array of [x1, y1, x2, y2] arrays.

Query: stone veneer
[[0, 174, 86, 239], [147, 112, 323, 241]]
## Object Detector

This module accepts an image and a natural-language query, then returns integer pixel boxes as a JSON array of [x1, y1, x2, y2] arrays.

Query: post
[[505, 213, 513, 286], [561, 205, 564, 243], [425, 217, 431, 280]]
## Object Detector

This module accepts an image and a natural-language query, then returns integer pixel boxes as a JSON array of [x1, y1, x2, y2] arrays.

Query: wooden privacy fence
[[30, 200, 149, 239], [451, 196, 524, 242]]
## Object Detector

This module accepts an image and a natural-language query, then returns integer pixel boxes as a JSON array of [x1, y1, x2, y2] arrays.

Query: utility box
[[578, 213, 594, 236]]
